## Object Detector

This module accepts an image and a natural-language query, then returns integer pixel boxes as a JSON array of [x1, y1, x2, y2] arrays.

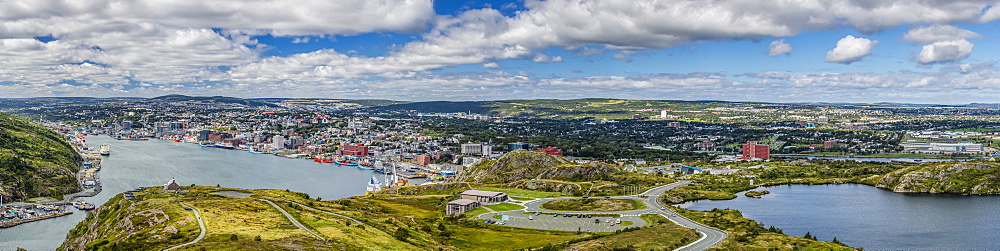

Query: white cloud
[[825, 35, 878, 64], [903, 25, 980, 44], [768, 39, 792, 56], [482, 62, 501, 68], [917, 39, 974, 64], [0, 0, 435, 37]]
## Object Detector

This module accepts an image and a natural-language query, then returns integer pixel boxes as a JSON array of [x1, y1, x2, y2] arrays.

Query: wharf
[[0, 211, 73, 228]]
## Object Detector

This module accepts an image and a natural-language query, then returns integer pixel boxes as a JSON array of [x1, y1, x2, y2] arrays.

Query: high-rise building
[[288, 136, 305, 148], [197, 130, 211, 141], [508, 142, 529, 151], [462, 143, 484, 155], [823, 141, 838, 149], [741, 141, 770, 159], [272, 135, 286, 149], [660, 110, 667, 118]]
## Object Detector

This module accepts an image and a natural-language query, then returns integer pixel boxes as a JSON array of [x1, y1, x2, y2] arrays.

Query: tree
[[229, 234, 239, 241], [832, 236, 842, 245], [803, 232, 812, 240], [393, 227, 411, 241]]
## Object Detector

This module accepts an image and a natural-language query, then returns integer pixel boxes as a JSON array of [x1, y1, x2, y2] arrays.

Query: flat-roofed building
[[460, 190, 509, 203], [446, 199, 481, 215]]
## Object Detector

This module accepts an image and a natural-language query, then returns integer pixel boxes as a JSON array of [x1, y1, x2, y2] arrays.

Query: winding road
[[163, 202, 206, 251], [516, 180, 728, 250]]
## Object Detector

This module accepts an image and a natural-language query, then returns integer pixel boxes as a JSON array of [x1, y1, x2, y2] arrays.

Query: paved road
[[260, 196, 364, 225], [512, 181, 728, 250], [211, 191, 326, 241], [640, 181, 729, 251], [163, 202, 206, 251]]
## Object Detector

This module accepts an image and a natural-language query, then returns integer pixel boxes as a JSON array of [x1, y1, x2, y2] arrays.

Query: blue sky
[[1, 0, 1000, 103]]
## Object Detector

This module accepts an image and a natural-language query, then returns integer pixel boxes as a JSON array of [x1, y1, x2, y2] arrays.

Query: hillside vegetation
[[62, 186, 600, 250], [456, 150, 620, 184], [875, 161, 1000, 194], [0, 112, 80, 201]]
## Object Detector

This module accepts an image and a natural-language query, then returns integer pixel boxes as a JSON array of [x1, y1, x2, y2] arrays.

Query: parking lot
[[478, 213, 646, 232]]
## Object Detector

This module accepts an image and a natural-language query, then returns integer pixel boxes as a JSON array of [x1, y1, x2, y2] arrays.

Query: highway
[[517, 180, 728, 250]]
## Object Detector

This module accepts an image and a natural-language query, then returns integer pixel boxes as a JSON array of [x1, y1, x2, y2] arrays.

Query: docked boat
[[99, 145, 110, 155], [248, 149, 267, 154]]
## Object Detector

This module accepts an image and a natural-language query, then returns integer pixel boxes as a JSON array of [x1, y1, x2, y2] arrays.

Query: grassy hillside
[[375, 101, 495, 114], [456, 150, 620, 184], [875, 161, 1000, 194], [0, 112, 80, 201], [62, 186, 602, 250]]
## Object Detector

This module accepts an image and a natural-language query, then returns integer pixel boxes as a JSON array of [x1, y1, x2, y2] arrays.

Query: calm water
[[679, 184, 1000, 250], [0, 136, 390, 251]]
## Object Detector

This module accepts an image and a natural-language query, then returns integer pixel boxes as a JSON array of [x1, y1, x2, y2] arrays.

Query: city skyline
[[2, 0, 1000, 103]]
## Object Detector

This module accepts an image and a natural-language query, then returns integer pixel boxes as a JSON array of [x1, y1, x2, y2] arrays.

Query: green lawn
[[509, 196, 534, 201], [484, 203, 525, 211], [474, 187, 569, 198], [463, 207, 489, 216]]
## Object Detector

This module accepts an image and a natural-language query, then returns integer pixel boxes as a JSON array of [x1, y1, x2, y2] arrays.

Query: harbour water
[[679, 184, 1000, 250], [0, 136, 397, 250]]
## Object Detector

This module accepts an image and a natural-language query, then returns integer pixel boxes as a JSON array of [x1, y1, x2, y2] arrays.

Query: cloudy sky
[[2, 0, 1000, 103]]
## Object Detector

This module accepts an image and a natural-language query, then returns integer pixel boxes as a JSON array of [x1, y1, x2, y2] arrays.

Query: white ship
[[99, 145, 110, 155], [365, 176, 381, 195]]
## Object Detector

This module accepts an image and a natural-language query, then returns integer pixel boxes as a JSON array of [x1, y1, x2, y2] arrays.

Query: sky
[[2, 0, 1000, 104]]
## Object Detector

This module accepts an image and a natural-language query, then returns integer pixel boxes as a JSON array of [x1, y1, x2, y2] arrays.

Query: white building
[[272, 135, 286, 149]]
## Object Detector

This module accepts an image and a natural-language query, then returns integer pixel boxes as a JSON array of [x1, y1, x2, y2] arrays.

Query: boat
[[198, 142, 213, 147], [248, 149, 267, 154], [170, 139, 181, 142], [365, 176, 381, 195], [212, 143, 235, 149], [99, 145, 110, 155], [335, 157, 359, 166]]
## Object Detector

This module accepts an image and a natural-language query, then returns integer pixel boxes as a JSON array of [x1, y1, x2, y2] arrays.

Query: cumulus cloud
[[768, 40, 792, 56], [2, 0, 1000, 99], [825, 35, 878, 64], [0, 0, 435, 37], [917, 39, 974, 64], [482, 62, 501, 68], [903, 25, 980, 44]]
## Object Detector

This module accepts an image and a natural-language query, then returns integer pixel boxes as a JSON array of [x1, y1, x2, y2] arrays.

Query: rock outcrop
[[875, 162, 1000, 194], [454, 150, 620, 184]]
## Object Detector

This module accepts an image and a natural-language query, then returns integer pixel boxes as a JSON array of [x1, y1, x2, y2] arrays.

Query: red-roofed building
[[534, 146, 564, 156]]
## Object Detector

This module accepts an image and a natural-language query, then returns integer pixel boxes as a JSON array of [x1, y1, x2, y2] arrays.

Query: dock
[[0, 211, 73, 228]]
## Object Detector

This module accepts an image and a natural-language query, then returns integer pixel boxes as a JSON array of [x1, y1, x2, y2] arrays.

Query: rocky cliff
[[875, 161, 1000, 194], [454, 150, 620, 184], [0, 112, 81, 201]]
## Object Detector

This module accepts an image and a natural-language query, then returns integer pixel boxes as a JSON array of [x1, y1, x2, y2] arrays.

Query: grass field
[[474, 187, 570, 198], [464, 207, 489, 216], [485, 203, 526, 211]]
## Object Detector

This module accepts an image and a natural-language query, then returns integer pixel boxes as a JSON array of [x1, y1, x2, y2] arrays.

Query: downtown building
[[741, 141, 770, 159]]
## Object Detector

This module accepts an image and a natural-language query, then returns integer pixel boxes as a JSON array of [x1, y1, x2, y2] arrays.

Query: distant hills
[[151, 94, 281, 108], [0, 112, 81, 201]]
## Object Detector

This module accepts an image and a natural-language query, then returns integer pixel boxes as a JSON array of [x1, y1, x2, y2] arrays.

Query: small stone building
[[446, 199, 480, 215], [164, 178, 181, 193], [460, 190, 509, 203]]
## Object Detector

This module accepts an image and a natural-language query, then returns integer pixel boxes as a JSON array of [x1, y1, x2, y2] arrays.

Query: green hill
[[151, 94, 281, 108], [61, 186, 602, 250], [874, 161, 1000, 194], [0, 112, 81, 201], [455, 150, 621, 184]]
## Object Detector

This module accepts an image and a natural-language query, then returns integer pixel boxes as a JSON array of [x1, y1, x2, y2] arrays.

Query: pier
[[0, 211, 73, 228]]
